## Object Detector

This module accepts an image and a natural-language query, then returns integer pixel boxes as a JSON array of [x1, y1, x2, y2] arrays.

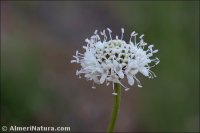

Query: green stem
[[107, 83, 121, 133]]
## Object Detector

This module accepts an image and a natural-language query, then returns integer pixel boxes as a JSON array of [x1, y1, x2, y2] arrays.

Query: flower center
[[95, 40, 134, 68]]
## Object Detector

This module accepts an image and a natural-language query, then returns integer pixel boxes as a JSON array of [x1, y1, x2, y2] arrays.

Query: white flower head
[[71, 28, 160, 94]]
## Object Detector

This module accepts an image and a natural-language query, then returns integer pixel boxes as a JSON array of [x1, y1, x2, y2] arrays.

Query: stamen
[[155, 58, 160, 65], [125, 88, 130, 91], [112, 92, 118, 95], [96, 35, 100, 40], [76, 50, 79, 55], [78, 53, 84, 55], [121, 28, 124, 40], [106, 82, 110, 86], [85, 38, 90, 43], [133, 76, 142, 87], [94, 30, 98, 34], [118, 81, 130, 91], [131, 31, 135, 36], [101, 30, 107, 42], [107, 28, 112, 40], [134, 33, 138, 46], [73, 55, 78, 59], [130, 31, 135, 43], [148, 58, 160, 68], [149, 70, 157, 78], [148, 45, 154, 49], [71, 60, 77, 63], [116, 36, 118, 40], [107, 28, 112, 33], [139, 34, 144, 39], [148, 71, 153, 78], [83, 46, 87, 49], [153, 50, 158, 53], [112, 83, 118, 95]]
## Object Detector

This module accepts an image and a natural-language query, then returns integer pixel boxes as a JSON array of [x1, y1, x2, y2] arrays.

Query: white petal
[[147, 53, 153, 57], [127, 74, 134, 86], [96, 68, 104, 73], [124, 69, 129, 75], [96, 42, 104, 49], [108, 75, 119, 83], [113, 60, 119, 66], [93, 76, 100, 84], [139, 67, 149, 77], [128, 61, 137, 69], [130, 69, 138, 75], [100, 74, 107, 84], [118, 70, 124, 79], [102, 63, 109, 70]]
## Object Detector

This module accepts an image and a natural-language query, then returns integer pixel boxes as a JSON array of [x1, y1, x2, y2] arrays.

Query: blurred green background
[[1, 1, 199, 132]]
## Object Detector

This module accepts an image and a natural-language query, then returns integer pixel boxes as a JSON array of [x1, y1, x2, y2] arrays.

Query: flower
[[71, 28, 160, 95]]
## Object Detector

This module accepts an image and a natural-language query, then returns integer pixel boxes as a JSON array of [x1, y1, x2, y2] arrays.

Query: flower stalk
[[107, 83, 121, 132]]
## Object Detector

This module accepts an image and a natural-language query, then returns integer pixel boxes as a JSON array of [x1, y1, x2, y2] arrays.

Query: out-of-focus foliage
[[1, 1, 199, 132]]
